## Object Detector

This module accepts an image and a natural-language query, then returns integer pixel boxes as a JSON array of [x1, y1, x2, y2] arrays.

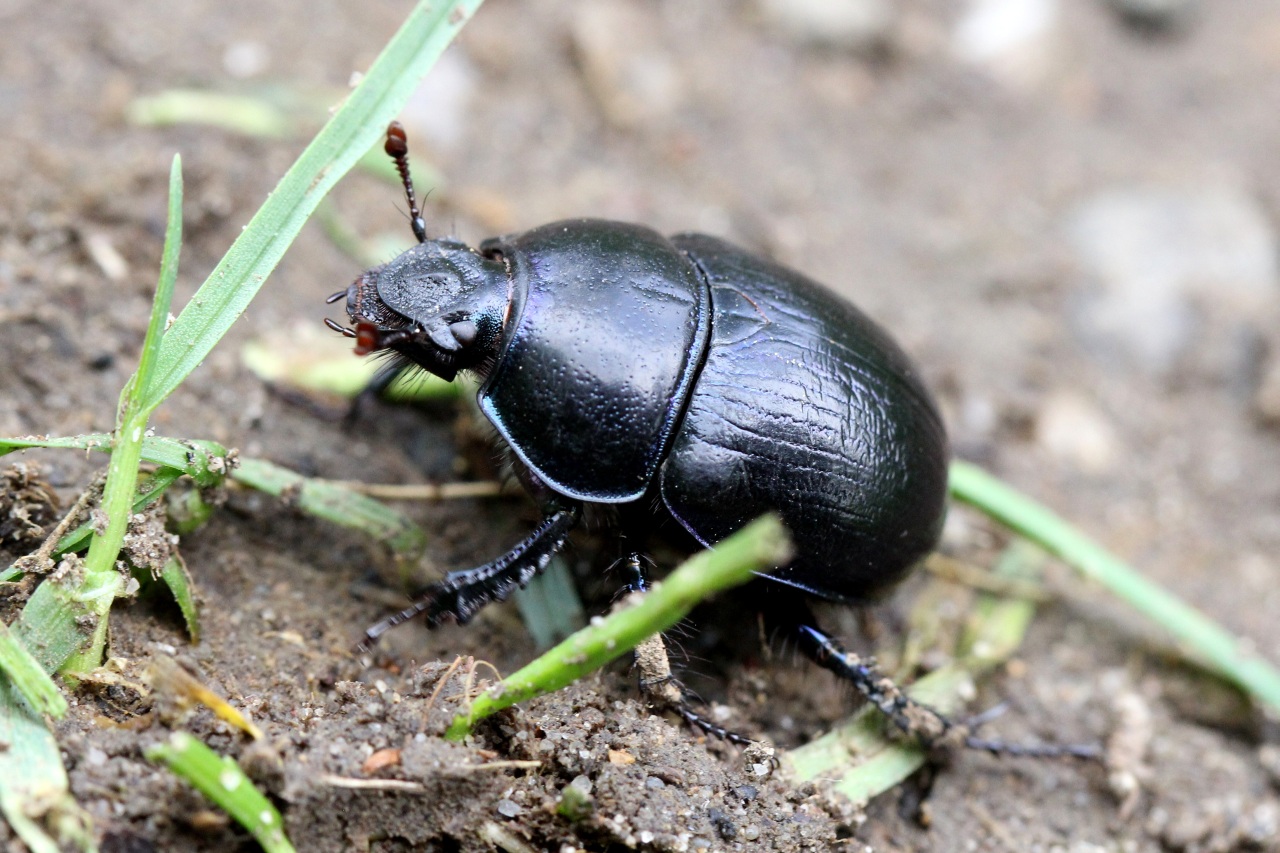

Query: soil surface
[[4, 1, 1280, 851]]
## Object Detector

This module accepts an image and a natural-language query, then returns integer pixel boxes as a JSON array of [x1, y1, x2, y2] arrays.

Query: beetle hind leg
[[781, 602, 1099, 759], [789, 615, 955, 745], [357, 503, 581, 651]]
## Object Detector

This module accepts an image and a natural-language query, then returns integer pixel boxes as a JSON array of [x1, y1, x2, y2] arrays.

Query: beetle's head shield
[[339, 238, 510, 381]]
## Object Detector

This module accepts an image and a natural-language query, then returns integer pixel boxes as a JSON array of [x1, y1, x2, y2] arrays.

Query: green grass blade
[[56, 157, 184, 676], [0, 435, 230, 487], [0, 622, 67, 719], [82, 154, 183, 570], [12, 566, 124, 675], [2, 435, 424, 569], [445, 515, 792, 740], [4, 160, 187, 681], [0, 681, 76, 853], [948, 459, 1280, 714], [128, 89, 292, 138], [158, 555, 201, 643], [141, 0, 484, 412], [513, 556, 586, 650], [145, 732, 293, 853], [132, 154, 185, 403], [231, 457, 428, 558]]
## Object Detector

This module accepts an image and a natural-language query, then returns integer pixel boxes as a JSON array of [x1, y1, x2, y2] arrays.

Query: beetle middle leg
[[357, 501, 582, 651], [618, 553, 756, 746]]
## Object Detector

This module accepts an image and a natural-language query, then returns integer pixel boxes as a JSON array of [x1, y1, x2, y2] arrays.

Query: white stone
[[952, 0, 1060, 90], [1036, 391, 1120, 475], [756, 0, 897, 52], [1065, 183, 1279, 374]]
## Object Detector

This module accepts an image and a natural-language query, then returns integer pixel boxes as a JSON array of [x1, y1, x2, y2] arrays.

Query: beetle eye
[[449, 320, 479, 347]]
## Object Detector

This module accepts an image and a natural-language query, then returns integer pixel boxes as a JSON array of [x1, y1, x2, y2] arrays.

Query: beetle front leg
[[357, 502, 582, 651]]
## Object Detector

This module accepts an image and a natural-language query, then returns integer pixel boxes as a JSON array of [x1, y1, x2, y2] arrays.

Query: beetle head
[[339, 238, 510, 382]]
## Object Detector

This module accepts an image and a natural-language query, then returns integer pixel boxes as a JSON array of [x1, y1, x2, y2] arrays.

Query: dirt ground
[[4, 0, 1280, 850]]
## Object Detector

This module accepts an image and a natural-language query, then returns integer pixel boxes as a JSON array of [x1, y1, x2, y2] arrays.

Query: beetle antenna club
[[385, 120, 427, 243]]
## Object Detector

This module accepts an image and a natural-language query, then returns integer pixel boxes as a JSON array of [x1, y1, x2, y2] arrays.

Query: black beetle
[[329, 123, 1070, 755]]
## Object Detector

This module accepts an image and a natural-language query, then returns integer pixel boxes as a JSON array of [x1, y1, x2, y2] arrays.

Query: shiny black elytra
[[328, 123, 1083, 758]]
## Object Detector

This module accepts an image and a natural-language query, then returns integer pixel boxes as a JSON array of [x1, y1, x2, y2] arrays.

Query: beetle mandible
[[328, 121, 1037, 753]]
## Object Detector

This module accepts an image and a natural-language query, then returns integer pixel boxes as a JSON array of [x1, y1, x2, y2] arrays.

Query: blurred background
[[3, 0, 1280, 849]]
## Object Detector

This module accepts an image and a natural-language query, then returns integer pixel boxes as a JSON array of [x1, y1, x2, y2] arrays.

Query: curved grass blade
[[0, 682, 88, 853], [141, 0, 485, 413], [949, 459, 1280, 715], [231, 457, 427, 559], [145, 732, 293, 853], [0, 621, 68, 719]]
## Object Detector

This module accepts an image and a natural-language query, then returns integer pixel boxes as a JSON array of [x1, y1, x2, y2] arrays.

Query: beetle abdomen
[[661, 234, 949, 602], [479, 220, 711, 503]]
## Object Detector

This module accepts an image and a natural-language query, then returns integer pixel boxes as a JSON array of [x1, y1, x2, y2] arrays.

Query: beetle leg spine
[[356, 504, 581, 650]]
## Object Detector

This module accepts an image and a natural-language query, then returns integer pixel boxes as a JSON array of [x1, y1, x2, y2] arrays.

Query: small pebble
[[756, 0, 897, 53], [223, 40, 269, 78], [496, 799, 522, 819], [952, 0, 1061, 91], [645, 776, 665, 790], [607, 748, 636, 765], [1107, 0, 1198, 31], [361, 748, 401, 775], [1035, 391, 1119, 475]]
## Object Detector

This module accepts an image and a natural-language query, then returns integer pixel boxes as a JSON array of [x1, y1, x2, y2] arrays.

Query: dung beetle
[[329, 123, 1085, 757]]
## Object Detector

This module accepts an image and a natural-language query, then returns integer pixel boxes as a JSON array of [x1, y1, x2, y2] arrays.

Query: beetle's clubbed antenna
[[385, 121, 427, 244], [323, 317, 357, 338]]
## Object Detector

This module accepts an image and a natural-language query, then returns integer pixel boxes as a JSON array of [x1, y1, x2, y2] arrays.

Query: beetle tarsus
[[961, 734, 1100, 760], [672, 702, 757, 747], [357, 504, 582, 652]]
